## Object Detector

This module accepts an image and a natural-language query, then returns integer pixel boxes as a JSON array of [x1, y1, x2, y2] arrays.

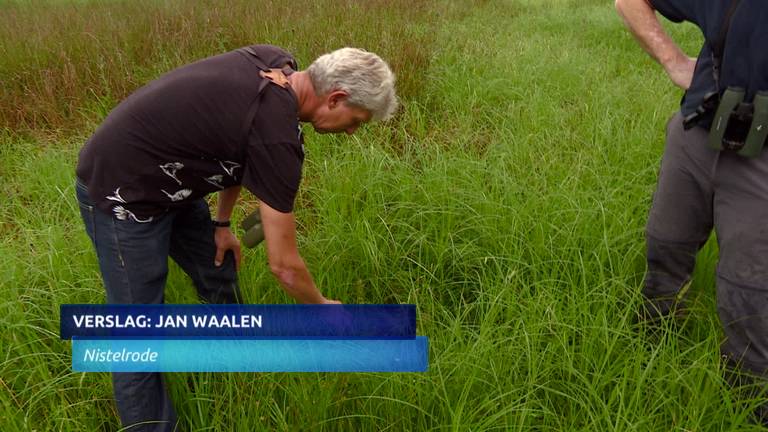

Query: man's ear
[[327, 90, 349, 109]]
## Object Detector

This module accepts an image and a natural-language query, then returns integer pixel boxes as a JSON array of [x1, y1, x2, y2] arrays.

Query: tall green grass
[[0, 0, 436, 134], [2, 0, 766, 430]]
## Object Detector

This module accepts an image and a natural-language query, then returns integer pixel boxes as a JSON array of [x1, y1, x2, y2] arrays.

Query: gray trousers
[[645, 111, 768, 377]]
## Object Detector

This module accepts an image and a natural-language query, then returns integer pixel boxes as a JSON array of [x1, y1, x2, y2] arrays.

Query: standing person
[[616, 0, 768, 423], [75, 44, 397, 431]]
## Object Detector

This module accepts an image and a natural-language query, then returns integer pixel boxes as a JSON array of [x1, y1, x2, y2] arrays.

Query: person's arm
[[259, 201, 340, 304], [214, 185, 242, 270], [615, 0, 696, 89]]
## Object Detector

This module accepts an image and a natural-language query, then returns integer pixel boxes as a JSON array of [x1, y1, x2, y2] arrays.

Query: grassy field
[[2, 0, 766, 430]]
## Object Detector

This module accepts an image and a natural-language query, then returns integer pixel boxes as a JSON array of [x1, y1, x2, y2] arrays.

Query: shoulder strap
[[238, 46, 270, 71], [711, 0, 742, 90], [237, 46, 295, 91], [236, 46, 297, 162]]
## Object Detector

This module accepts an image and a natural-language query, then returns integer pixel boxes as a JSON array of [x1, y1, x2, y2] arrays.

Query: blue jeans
[[76, 179, 241, 431]]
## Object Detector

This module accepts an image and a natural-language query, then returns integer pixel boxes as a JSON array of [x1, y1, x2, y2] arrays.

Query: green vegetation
[[1, 0, 765, 430]]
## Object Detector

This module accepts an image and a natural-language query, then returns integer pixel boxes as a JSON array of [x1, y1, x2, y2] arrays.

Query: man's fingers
[[214, 247, 225, 267], [668, 56, 696, 90]]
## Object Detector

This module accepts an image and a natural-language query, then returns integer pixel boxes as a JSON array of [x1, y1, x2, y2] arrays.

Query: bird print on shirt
[[218, 160, 241, 178], [161, 188, 193, 202], [112, 206, 153, 223], [106, 188, 127, 204], [159, 162, 184, 185], [204, 174, 225, 189]]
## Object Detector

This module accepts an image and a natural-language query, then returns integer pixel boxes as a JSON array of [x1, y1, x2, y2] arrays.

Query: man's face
[[311, 91, 373, 135]]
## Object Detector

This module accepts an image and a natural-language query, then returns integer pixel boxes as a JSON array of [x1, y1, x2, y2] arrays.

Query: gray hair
[[307, 47, 398, 121]]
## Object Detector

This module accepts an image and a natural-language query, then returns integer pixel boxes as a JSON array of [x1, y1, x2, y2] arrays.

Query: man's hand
[[664, 55, 697, 90], [214, 227, 242, 271], [616, 0, 693, 89]]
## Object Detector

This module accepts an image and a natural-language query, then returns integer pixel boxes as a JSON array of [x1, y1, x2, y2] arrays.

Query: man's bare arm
[[615, 0, 696, 89], [216, 185, 241, 222], [259, 201, 339, 304]]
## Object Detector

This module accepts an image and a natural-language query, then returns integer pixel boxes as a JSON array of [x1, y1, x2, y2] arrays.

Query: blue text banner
[[72, 337, 428, 372], [60, 304, 415, 338]]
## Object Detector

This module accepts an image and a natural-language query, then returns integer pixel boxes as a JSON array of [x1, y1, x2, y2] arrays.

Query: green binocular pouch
[[240, 210, 265, 248], [708, 88, 768, 158]]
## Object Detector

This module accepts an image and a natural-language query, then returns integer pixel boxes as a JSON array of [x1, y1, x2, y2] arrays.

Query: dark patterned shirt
[[650, 0, 768, 128], [76, 45, 304, 222]]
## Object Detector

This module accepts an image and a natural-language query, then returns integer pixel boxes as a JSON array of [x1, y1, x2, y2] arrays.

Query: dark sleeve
[[241, 87, 304, 213], [649, 0, 702, 24]]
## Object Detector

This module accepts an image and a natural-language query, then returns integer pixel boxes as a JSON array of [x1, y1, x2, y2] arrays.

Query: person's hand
[[664, 55, 697, 90], [322, 298, 342, 304], [214, 227, 242, 271]]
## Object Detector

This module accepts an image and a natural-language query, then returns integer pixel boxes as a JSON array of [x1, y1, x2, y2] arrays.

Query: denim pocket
[[75, 181, 97, 248]]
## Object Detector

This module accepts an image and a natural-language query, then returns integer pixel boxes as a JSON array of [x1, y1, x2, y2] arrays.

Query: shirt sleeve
[[649, 0, 702, 25], [241, 86, 304, 213]]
